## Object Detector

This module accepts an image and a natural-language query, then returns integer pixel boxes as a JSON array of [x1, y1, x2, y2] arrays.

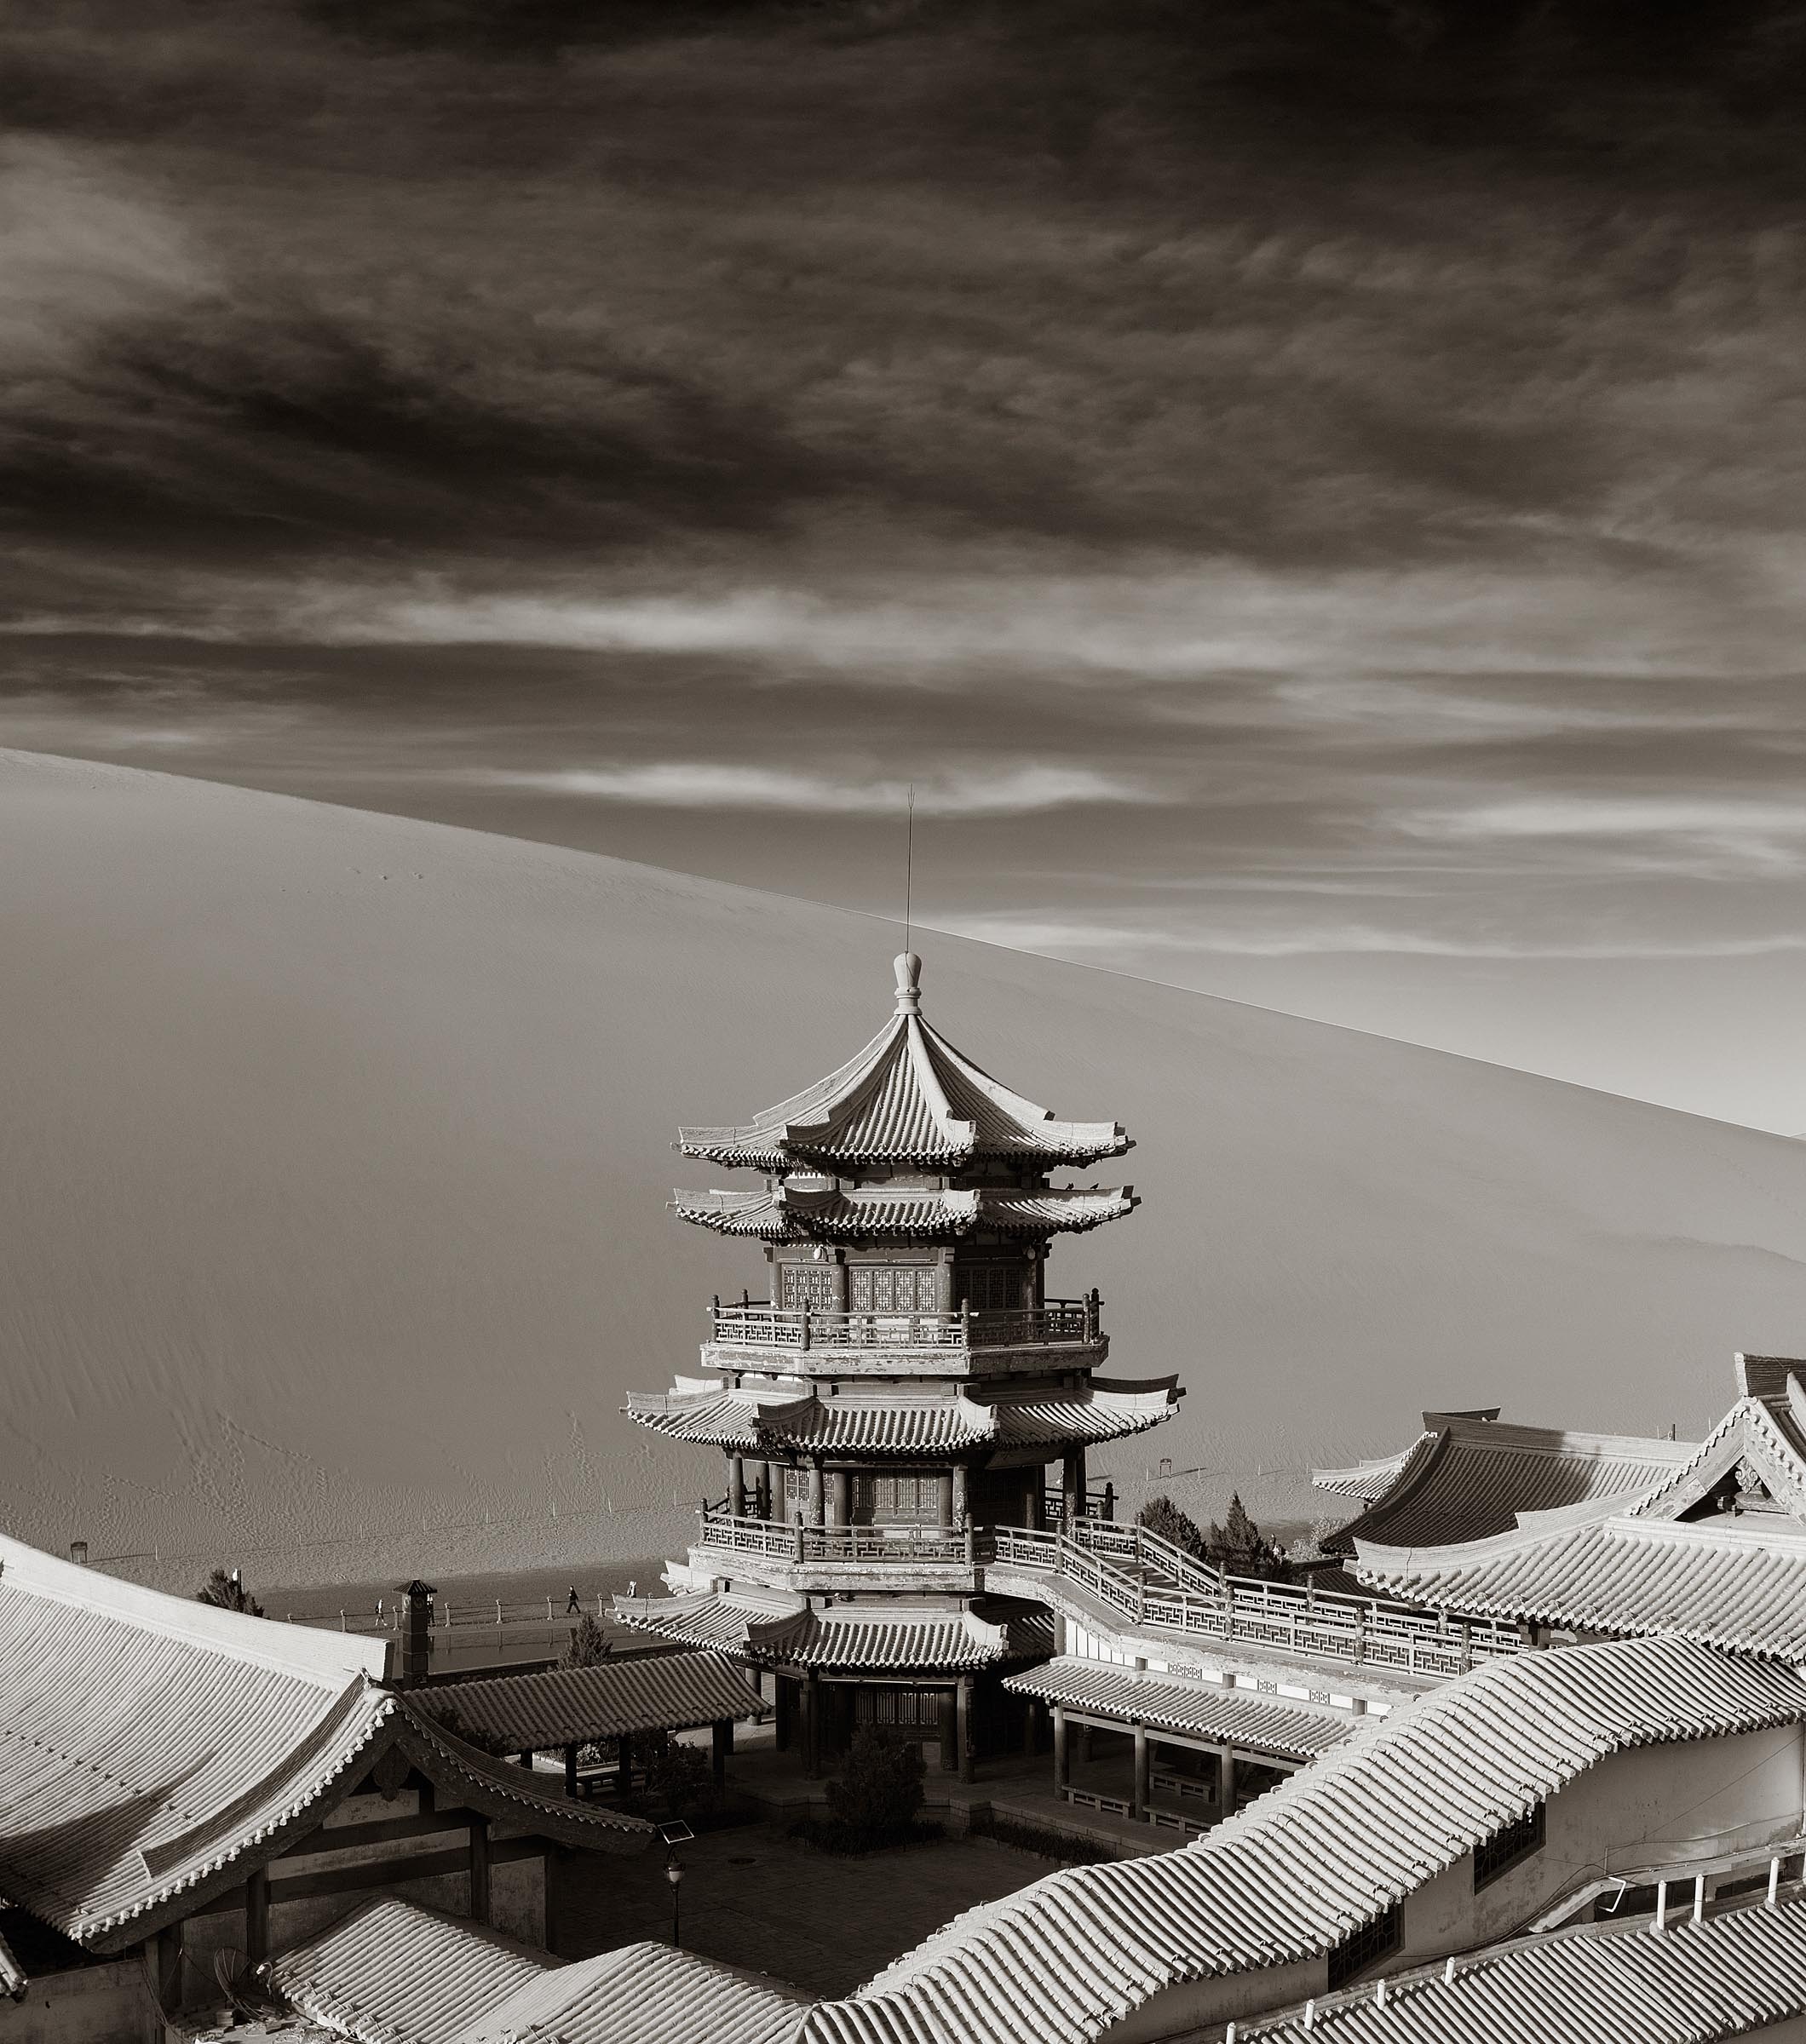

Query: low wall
[[0, 1957, 161, 2044]]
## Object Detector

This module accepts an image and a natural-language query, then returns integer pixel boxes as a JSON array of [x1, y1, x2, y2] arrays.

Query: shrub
[[630, 1729, 715, 1821], [1206, 1492, 1288, 1580], [966, 1810, 1115, 1864]]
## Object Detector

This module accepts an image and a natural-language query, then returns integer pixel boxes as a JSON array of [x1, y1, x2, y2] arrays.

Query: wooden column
[[807, 1461, 825, 1528], [828, 1469, 850, 1528], [1053, 1705, 1068, 1791], [564, 1743, 579, 1797], [1219, 1749, 1238, 1817], [154, 1923, 185, 2014], [937, 1470, 955, 1527], [951, 1461, 969, 1525], [1062, 1446, 1086, 1524], [747, 1459, 768, 1518], [775, 1674, 792, 1751], [956, 1674, 975, 1785], [1131, 1725, 1149, 1822], [938, 1688, 959, 1772], [618, 1731, 634, 1798], [728, 1455, 745, 1517], [469, 1815, 492, 1925], [244, 1867, 270, 1964], [712, 1718, 731, 1788], [803, 1671, 823, 1778]]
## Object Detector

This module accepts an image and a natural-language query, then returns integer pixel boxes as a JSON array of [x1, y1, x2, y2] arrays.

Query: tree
[[561, 1611, 613, 1669], [197, 1567, 263, 1617], [1136, 1495, 1210, 1566], [825, 1725, 927, 1846], [1206, 1493, 1285, 1580]]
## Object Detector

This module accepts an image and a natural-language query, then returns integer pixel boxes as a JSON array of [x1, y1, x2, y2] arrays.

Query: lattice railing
[[708, 1295, 1099, 1352]]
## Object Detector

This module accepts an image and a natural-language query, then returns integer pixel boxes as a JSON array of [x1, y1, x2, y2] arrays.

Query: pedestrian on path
[[566, 1585, 581, 1615]]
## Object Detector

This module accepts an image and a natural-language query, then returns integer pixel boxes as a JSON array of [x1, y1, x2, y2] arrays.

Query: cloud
[[1404, 796, 1806, 874], [469, 763, 1159, 816]]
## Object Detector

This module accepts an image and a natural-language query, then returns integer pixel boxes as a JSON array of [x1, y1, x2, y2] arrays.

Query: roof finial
[[894, 950, 922, 1014]]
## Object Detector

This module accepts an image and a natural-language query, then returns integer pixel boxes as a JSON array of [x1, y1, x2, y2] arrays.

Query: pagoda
[[617, 951, 1178, 1781]]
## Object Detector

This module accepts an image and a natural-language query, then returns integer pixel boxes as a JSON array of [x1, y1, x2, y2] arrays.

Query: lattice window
[[857, 1687, 942, 1728], [851, 1470, 941, 1524], [1474, 1801, 1545, 1890], [850, 1265, 937, 1312], [958, 1264, 1023, 1311], [781, 1262, 838, 1311], [1326, 1903, 1401, 1990]]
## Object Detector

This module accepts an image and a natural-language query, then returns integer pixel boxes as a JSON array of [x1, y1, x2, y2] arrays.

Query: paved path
[[553, 1822, 1051, 1996]]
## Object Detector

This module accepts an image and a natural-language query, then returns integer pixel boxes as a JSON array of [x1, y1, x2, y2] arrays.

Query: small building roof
[[1241, 1892, 1806, 2044], [1312, 1437, 1434, 1502], [0, 1533, 650, 1955], [1354, 1378, 1806, 1657], [1320, 1413, 1695, 1554], [672, 1185, 1136, 1241], [626, 1379, 1179, 1456], [677, 954, 1129, 1173], [417, 1650, 764, 1752], [793, 1635, 1806, 2044], [457, 1940, 815, 2044], [1004, 1656, 1352, 1763], [615, 1591, 1050, 1672], [267, 1898, 551, 2044]]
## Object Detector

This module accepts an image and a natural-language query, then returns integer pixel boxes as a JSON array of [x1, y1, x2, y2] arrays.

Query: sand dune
[[4, 748, 1805, 1593]]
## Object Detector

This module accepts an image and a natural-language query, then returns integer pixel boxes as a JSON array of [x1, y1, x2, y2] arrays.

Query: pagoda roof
[[673, 1182, 1135, 1242], [1320, 1412, 1695, 1554], [614, 1590, 1050, 1671], [1353, 1370, 1806, 1657], [414, 1649, 765, 1752], [625, 1376, 1180, 1455], [678, 953, 1129, 1171]]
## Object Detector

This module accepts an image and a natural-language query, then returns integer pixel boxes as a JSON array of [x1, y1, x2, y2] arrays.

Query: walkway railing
[[708, 1295, 1099, 1352], [696, 1503, 972, 1565], [989, 1522, 1525, 1678]]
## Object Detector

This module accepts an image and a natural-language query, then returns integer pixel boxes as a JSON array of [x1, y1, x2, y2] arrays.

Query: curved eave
[[670, 1186, 1137, 1243]]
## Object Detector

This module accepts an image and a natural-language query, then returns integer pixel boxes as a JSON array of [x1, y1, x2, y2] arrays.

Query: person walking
[[566, 1585, 581, 1615]]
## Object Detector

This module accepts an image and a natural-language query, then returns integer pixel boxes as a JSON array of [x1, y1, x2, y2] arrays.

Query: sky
[[5, 0, 1806, 1131]]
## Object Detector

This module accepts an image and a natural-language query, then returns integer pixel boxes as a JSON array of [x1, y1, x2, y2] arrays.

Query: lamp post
[[665, 1852, 684, 1949]]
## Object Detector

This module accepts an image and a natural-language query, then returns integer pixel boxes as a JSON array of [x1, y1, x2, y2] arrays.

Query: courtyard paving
[[553, 1821, 1053, 1996]]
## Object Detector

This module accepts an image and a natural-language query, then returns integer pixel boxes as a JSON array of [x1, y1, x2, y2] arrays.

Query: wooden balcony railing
[[707, 1295, 1099, 1352], [696, 1501, 974, 1566]]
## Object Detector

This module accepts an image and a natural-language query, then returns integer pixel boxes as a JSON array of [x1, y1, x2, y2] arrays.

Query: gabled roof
[[1313, 1436, 1434, 1502], [267, 1898, 551, 2044], [1320, 1413, 1694, 1555], [796, 1636, 1806, 2044], [672, 1184, 1136, 1241], [1241, 1891, 1806, 2044], [458, 1941, 815, 2044], [677, 954, 1129, 1172], [0, 1533, 650, 1953], [1005, 1657, 1352, 1763], [1353, 1378, 1806, 1655], [417, 1650, 764, 1752], [625, 1378, 1180, 1455], [615, 1591, 1050, 1671]]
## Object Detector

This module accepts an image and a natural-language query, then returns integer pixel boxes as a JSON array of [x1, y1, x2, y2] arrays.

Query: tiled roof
[[1243, 1894, 1806, 2044], [1313, 1438, 1433, 1502], [672, 1186, 1136, 1241], [1004, 1657, 1352, 1763], [1322, 1415, 1694, 1554], [417, 1651, 764, 1751], [678, 955, 1128, 1170], [0, 1533, 651, 1954], [793, 1637, 1806, 2044], [1357, 1514, 1806, 1658], [1354, 1389, 1806, 1656], [615, 1592, 1050, 1671], [457, 1941, 815, 2044], [267, 1898, 550, 2044], [626, 1381, 1179, 1455]]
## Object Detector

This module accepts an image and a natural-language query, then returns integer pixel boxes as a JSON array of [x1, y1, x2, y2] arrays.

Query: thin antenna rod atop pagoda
[[904, 782, 915, 953]]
